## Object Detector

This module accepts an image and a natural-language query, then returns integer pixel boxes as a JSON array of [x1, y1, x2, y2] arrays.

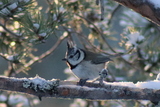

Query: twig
[[100, 0, 104, 20], [76, 31, 110, 54], [75, 14, 116, 53]]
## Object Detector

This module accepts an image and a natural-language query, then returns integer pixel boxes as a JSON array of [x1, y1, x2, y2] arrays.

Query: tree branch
[[0, 76, 160, 102], [112, 0, 160, 26]]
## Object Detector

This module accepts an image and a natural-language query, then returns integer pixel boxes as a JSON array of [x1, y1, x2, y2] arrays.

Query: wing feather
[[82, 49, 112, 64]]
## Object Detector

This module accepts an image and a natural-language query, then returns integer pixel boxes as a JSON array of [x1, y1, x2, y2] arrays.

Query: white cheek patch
[[73, 53, 80, 60], [68, 50, 85, 66], [68, 59, 77, 66]]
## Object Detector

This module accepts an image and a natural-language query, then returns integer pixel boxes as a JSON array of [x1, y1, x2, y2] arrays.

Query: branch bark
[[0, 76, 160, 102], [112, 0, 160, 26]]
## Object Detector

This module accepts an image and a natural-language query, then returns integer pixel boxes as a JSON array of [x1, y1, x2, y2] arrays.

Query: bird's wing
[[91, 55, 112, 64], [83, 50, 112, 64]]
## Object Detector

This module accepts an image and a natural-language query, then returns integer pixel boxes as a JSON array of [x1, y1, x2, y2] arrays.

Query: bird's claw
[[78, 78, 88, 86], [99, 69, 108, 85]]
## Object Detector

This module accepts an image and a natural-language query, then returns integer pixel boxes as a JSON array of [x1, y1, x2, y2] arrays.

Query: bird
[[62, 41, 112, 86]]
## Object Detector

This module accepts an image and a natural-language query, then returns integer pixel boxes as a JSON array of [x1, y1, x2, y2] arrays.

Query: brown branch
[[0, 76, 160, 102], [112, 0, 160, 26]]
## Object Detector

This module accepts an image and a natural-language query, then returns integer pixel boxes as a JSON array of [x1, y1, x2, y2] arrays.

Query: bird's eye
[[69, 55, 74, 58]]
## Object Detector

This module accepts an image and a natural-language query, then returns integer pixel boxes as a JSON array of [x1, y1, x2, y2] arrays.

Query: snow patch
[[8, 3, 18, 10], [19, 0, 30, 3], [39, 33, 47, 37], [104, 73, 160, 90], [136, 80, 160, 90], [53, 14, 57, 21], [105, 80, 160, 90], [33, 23, 40, 29], [6, 55, 15, 61], [18, 8, 22, 12], [126, 32, 144, 47], [105, 81, 136, 88], [0, 8, 11, 15]]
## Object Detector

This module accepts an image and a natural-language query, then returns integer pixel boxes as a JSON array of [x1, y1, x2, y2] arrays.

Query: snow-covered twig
[[112, 0, 160, 26], [1, 75, 160, 102]]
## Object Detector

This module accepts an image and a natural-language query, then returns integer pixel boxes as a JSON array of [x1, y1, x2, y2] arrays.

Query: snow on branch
[[0, 75, 160, 102], [112, 0, 160, 26]]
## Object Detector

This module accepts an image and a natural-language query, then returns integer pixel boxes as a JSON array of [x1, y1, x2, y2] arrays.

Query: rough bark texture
[[113, 0, 160, 26], [0, 76, 160, 102]]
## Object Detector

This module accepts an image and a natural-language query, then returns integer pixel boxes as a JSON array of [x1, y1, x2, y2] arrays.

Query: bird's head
[[62, 41, 85, 66]]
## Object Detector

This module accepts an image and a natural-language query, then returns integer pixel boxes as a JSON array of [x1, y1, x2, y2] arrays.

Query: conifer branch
[[112, 0, 160, 26], [0, 22, 19, 37]]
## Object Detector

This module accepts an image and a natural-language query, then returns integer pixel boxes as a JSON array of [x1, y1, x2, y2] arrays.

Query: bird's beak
[[62, 58, 67, 61]]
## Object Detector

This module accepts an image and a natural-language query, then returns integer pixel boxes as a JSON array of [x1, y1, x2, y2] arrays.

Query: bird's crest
[[67, 40, 76, 49]]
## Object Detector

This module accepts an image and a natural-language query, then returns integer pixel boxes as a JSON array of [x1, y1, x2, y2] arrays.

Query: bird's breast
[[71, 61, 105, 80]]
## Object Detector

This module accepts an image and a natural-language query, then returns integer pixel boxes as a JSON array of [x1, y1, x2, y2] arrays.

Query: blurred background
[[0, 0, 160, 107]]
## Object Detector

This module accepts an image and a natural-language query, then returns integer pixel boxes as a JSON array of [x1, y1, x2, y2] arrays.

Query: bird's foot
[[99, 69, 108, 78], [99, 69, 108, 85], [78, 78, 88, 86], [99, 78, 104, 86]]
